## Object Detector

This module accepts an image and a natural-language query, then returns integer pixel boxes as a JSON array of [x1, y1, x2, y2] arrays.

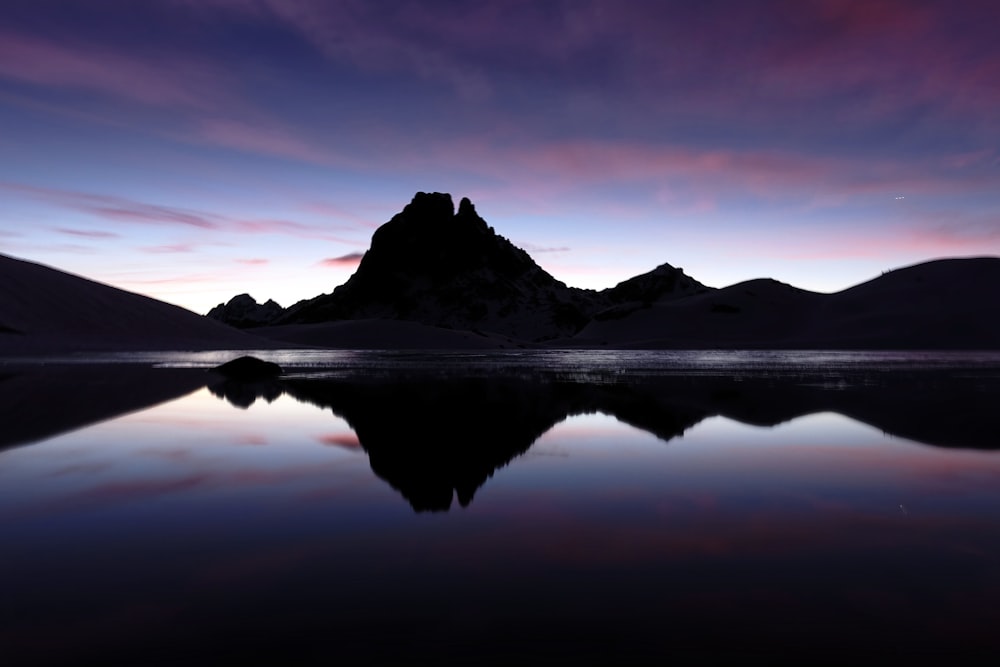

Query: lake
[[2, 350, 1000, 664]]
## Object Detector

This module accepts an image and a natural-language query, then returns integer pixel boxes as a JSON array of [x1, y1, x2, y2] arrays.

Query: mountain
[[206, 192, 1000, 348], [206, 293, 284, 328], [571, 257, 1000, 349], [0, 253, 274, 354], [210, 192, 706, 341]]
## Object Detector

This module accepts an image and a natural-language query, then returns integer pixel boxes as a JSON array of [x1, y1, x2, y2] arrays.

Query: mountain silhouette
[[210, 192, 705, 341], [206, 192, 1000, 349], [0, 253, 276, 354], [572, 257, 1000, 349]]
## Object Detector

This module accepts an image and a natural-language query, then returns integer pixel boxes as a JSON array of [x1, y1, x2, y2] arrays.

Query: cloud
[[2, 182, 355, 241], [2, 182, 220, 229], [197, 118, 339, 165], [317, 433, 362, 450], [235, 258, 269, 265], [319, 252, 364, 266], [140, 243, 198, 254], [246, 0, 494, 101], [0, 30, 226, 110], [519, 242, 570, 254], [233, 218, 354, 242], [54, 228, 120, 239]]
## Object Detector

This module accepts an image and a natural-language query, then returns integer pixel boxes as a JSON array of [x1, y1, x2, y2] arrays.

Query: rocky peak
[[403, 191, 455, 218], [601, 262, 707, 304], [207, 293, 284, 329]]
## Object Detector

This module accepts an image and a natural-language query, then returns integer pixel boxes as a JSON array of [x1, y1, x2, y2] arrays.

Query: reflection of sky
[[3, 390, 1000, 659], [4, 393, 998, 540]]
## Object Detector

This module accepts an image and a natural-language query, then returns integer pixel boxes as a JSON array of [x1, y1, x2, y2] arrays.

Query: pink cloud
[[317, 433, 362, 450], [731, 209, 1000, 262], [319, 252, 364, 267], [116, 274, 222, 285], [140, 243, 198, 254], [2, 182, 220, 229], [235, 258, 269, 265]]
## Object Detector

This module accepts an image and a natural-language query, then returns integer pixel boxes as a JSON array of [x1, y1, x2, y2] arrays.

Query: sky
[[1, 0, 999, 314]]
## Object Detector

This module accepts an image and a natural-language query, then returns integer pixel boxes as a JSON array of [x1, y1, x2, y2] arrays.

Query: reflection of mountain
[[0, 366, 210, 450], [210, 368, 1000, 512]]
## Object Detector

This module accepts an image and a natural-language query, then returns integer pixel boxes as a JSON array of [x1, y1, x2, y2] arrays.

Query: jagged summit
[[357, 191, 530, 285], [207, 294, 283, 329], [205, 192, 709, 341], [274, 192, 603, 340]]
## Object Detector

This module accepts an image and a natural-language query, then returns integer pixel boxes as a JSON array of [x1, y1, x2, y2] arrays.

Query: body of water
[[2, 350, 999, 663]]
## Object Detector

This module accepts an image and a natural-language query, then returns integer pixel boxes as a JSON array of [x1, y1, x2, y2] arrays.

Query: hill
[[0, 254, 274, 354], [570, 257, 1000, 349]]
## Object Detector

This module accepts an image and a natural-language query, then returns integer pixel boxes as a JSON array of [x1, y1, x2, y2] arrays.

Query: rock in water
[[211, 356, 282, 380]]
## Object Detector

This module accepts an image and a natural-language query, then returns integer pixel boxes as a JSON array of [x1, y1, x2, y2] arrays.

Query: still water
[[2, 350, 1000, 663]]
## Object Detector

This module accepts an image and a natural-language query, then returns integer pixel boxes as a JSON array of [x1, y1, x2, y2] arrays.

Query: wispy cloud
[[0, 30, 228, 110], [54, 228, 120, 239], [319, 252, 364, 266], [235, 258, 269, 265], [196, 118, 339, 165], [317, 433, 362, 450], [519, 242, 570, 254], [3, 182, 354, 241], [3, 182, 220, 229], [140, 243, 198, 254]]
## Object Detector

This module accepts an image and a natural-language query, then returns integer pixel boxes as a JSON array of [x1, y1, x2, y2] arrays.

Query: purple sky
[[2, 0, 998, 313]]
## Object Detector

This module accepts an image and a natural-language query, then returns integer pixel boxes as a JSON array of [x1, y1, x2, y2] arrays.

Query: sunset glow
[[2, 1, 998, 313]]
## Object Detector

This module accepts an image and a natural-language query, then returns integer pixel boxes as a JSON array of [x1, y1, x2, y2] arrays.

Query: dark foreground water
[[2, 350, 1000, 664]]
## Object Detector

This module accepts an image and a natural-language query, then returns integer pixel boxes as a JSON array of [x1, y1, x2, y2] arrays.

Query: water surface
[[2, 350, 999, 663]]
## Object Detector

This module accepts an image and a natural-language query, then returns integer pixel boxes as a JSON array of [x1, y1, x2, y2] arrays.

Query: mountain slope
[[0, 253, 273, 354], [571, 257, 1000, 349]]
